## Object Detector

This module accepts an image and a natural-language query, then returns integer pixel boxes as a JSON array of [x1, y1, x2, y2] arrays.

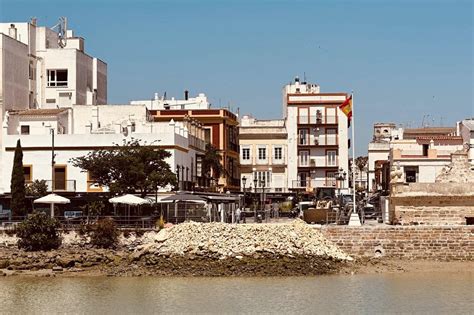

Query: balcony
[[298, 115, 338, 125], [291, 179, 336, 189], [298, 136, 338, 147], [45, 180, 77, 192]]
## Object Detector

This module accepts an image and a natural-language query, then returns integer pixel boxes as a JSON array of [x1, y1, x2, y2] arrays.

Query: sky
[[1, 0, 473, 156]]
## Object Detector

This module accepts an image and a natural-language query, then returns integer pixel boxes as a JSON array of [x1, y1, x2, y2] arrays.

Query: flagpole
[[351, 91, 357, 220]]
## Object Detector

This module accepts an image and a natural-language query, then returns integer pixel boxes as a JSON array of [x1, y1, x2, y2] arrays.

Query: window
[[242, 148, 250, 160], [87, 172, 102, 192], [327, 150, 337, 166], [405, 166, 418, 183], [258, 147, 266, 160], [274, 147, 282, 160], [47, 69, 68, 87], [326, 171, 336, 187], [299, 150, 309, 166], [253, 171, 272, 188], [23, 165, 32, 182], [298, 129, 308, 145], [204, 128, 211, 144], [423, 144, 429, 156], [20, 125, 30, 135], [53, 166, 66, 190]]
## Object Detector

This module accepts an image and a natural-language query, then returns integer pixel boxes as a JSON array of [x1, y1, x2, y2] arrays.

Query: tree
[[71, 138, 177, 197], [11, 139, 26, 217], [17, 211, 62, 251], [355, 156, 368, 191], [25, 179, 48, 198], [202, 144, 224, 182]]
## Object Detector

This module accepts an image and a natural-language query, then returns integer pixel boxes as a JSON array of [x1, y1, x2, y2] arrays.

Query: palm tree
[[355, 156, 368, 191], [202, 144, 224, 185]]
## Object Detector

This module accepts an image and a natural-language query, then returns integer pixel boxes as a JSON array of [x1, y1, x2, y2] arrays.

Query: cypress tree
[[11, 139, 26, 217]]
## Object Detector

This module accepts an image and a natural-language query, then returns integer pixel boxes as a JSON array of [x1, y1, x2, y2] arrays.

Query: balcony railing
[[45, 180, 77, 192], [298, 135, 338, 146], [298, 115, 338, 125], [291, 179, 337, 189]]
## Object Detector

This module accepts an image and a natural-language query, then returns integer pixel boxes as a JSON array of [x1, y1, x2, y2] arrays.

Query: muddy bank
[[0, 248, 344, 277], [0, 220, 351, 277]]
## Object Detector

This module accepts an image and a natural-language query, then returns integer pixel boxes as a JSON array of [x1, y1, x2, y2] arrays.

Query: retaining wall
[[320, 225, 474, 260]]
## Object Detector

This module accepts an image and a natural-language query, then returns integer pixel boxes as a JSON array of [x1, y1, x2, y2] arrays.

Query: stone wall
[[390, 195, 474, 225], [320, 225, 474, 260]]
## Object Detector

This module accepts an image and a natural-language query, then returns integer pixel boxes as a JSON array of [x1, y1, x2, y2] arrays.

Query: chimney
[[9, 24, 17, 40], [184, 90, 189, 101]]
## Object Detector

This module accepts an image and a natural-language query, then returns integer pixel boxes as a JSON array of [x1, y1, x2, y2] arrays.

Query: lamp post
[[253, 177, 258, 221], [51, 128, 56, 193]]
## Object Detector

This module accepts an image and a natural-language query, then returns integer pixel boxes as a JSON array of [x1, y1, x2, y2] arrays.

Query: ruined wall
[[320, 226, 473, 260], [390, 195, 474, 225]]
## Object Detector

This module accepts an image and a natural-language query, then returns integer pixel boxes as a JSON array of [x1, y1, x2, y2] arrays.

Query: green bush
[[16, 212, 62, 251], [90, 218, 119, 248]]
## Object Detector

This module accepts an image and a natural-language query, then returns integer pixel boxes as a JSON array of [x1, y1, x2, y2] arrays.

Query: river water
[[0, 272, 472, 314]]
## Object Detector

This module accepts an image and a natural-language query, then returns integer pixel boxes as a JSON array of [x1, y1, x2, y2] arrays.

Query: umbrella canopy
[[33, 193, 70, 218], [161, 193, 206, 202], [34, 193, 70, 204], [109, 194, 149, 205]]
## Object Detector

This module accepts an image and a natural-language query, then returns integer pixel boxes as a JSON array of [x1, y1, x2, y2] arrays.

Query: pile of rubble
[[135, 220, 352, 261]]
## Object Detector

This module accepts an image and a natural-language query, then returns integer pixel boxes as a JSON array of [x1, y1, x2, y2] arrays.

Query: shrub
[[90, 218, 118, 248], [16, 212, 62, 251]]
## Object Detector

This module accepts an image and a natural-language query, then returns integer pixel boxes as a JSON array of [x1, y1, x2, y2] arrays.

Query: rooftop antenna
[[50, 17, 67, 48]]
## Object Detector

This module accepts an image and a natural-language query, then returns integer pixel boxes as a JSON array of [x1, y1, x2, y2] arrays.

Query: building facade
[[389, 133, 464, 185], [239, 115, 288, 193], [0, 105, 205, 195], [0, 18, 107, 111], [283, 77, 350, 192], [367, 123, 402, 192], [147, 107, 240, 192]]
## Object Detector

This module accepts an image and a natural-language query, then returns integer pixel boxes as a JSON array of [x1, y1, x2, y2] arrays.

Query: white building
[[389, 132, 464, 184], [130, 91, 209, 110], [367, 123, 402, 191], [0, 105, 206, 195], [283, 77, 350, 192], [239, 115, 288, 193], [0, 17, 107, 111]]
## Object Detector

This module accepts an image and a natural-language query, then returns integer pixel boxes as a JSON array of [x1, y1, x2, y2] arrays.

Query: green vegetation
[[71, 138, 176, 197], [90, 218, 119, 248], [25, 179, 48, 198], [10, 140, 27, 217], [17, 212, 62, 251], [202, 144, 224, 181]]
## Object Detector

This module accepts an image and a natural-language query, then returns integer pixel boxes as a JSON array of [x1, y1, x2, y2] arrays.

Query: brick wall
[[320, 225, 474, 260]]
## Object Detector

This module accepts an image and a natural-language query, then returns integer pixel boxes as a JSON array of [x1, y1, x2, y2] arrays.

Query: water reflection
[[0, 272, 472, 314]]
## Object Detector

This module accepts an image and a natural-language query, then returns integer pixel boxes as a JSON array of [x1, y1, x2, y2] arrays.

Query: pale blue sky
[[1, 0, 473, 155]]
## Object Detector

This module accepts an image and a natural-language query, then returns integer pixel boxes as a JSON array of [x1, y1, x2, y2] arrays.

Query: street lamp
[[242, 176, 247, 211]]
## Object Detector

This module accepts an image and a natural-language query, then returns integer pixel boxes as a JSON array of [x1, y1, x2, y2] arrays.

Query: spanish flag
[[339, 95, 352, 119]]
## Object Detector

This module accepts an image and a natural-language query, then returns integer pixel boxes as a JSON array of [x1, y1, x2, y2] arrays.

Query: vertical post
[[351, 92, 357, 216], [51, 128, 55, 193]]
